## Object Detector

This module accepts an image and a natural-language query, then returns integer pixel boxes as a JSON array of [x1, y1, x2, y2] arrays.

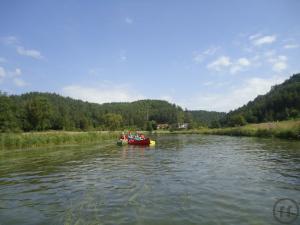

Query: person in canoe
[[117, 132, 128, 146], [134, 132, 142, 140], [128, 131, 134, 140]]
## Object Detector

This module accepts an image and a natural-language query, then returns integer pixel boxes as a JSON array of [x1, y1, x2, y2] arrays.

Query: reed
[[0, 131, 120, 150]]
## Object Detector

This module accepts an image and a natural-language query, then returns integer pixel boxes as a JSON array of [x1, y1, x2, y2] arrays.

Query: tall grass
[[154, 120, 300, 140], [0, 131, 120, 150], [201, 120, 300, 140]]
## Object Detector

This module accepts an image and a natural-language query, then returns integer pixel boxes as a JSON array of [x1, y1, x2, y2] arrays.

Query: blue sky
[[0, 0, 300, 112]]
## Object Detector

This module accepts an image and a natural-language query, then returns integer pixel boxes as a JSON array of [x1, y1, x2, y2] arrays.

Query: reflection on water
[[0, 135, 299, 225]]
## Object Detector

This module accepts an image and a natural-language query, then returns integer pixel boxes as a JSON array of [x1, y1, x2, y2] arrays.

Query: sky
[[0, 0, 300, 112]]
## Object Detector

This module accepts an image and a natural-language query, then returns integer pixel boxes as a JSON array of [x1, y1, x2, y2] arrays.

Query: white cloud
[[0, 66, 28, 86], [252, 35, 276, 46], [249, 33, 262, 40], [1, 35, 44, 60], [6, 68, 22, 78], [273, 62, 287, 72], [229, 57, 251, 74], [16, 46, 43, 59], [182, 76, 285, 112], [207, 56, 231, 71], [283, 44, 299, 49], [15, 68, 22, 76], [193, 46, 219, 64], [268, 55, 287, 72], [62, 84, 144, 104], [207, 56, 251, 74], [1, 36, 19, 45], [6, 68, 22, 79], [237, 58, 250, 66], [125, 17, 133, 24], [13, 78, 28, 87]]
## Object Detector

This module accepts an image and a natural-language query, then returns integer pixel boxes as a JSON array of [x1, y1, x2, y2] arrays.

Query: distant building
[[178, 123, 188, 129], [157, 123, 169, 129]]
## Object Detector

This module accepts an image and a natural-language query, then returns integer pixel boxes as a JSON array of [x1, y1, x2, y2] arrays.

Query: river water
[[0, 135, 299, 225]]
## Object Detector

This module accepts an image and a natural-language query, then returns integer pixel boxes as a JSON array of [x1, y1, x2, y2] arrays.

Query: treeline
[[0, 91, 229, 132], [217, 73, 300, 127], [0, 92, 188, 132], [187, 110, 226, 127], [2, 73, 298, 132]]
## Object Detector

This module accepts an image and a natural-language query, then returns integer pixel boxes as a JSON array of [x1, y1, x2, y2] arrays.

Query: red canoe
[[128, 138, 150, 145]]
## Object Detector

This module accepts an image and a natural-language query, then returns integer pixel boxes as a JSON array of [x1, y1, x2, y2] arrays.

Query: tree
[[146, 120, 157, 131], [210, 120, 221, 128], [79, 116, 90, 131], [0, 95, 18, 132], [103, 113, 123, 130], [289, 108, 299, 118], [25, 97, 52, 131], [228, 115, 247, 127]]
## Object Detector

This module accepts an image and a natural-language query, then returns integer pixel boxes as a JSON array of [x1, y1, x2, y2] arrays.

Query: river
[[0, 135, 299, 225]]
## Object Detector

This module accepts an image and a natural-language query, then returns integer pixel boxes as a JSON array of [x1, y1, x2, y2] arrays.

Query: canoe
[[128, 138, 151, 145]]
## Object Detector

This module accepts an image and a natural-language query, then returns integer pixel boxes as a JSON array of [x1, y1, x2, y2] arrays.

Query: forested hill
[[187, 110, 226, 127], [219, 73, 300, 127], [1, 91, 225, 132], [0, 92, 188, 132], [4, 73, 298, 132]]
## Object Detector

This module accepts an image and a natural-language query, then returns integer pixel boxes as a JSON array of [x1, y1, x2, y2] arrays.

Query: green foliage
[[187, 110, 226, 127], [0, 94, 19, 132], [221, 73, 300, 127], [228, 114, 247, 127], [103, 113, 123, 130], [24, 97, 52, 131], [210, 120, 221, 128], [202, 120, 300, 140], [0, 131, 120, 150], [0, 92, 193, 132], [145, 120, 157, 132]]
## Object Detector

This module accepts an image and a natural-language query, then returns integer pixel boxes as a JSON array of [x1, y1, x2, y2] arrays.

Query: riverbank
[[1, 120, 299, 150], [0, 131, 120, 150], [164, 120, 300, 140]]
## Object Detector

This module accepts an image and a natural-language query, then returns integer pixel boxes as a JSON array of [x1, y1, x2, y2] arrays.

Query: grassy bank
[[2, 120, 299, 150], [0, 131, 120, 150], [153, 120, 300, 140], [201, 120, 300, 140]]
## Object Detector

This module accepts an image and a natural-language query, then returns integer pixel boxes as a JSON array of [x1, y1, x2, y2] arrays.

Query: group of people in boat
[[120, 132, 145, 141], [118, 131, 155, 146]]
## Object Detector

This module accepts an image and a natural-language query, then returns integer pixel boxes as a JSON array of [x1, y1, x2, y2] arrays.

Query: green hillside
[[187, 110, 226, 127], [2, 73, 298, 132], [220, 73, 300, 127], [0, 92, 187, 132]]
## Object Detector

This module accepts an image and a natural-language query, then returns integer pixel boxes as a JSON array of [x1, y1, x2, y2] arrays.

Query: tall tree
[[25, 97, 52, 131]]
